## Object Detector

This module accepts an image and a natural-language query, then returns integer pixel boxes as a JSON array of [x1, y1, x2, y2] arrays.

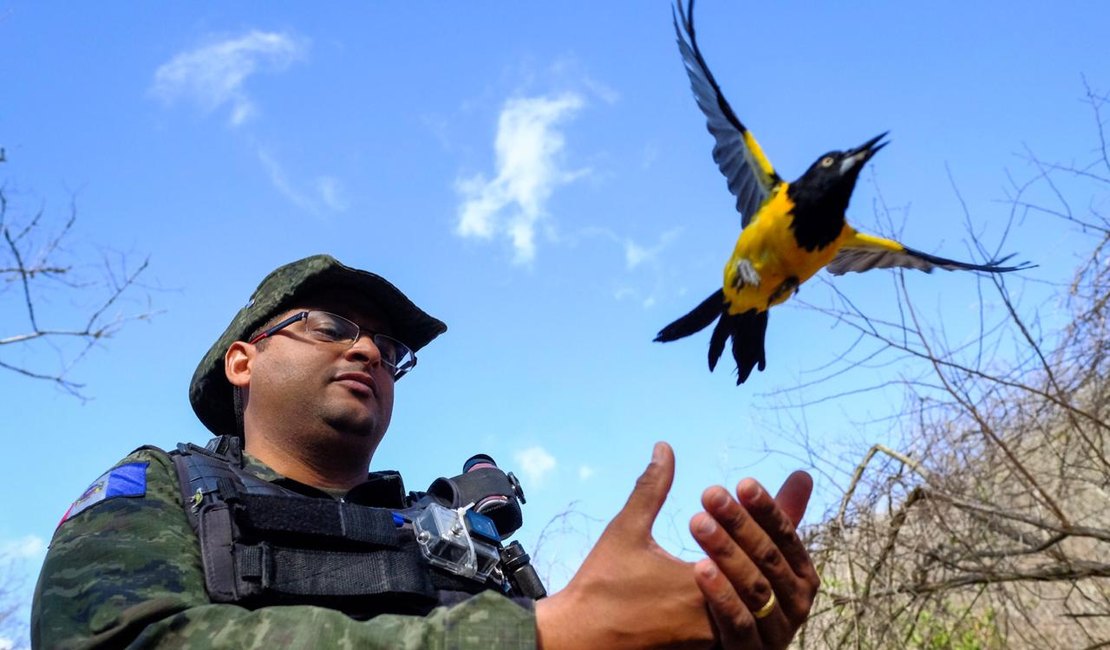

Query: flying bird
[[656, 0, 1033, 385]]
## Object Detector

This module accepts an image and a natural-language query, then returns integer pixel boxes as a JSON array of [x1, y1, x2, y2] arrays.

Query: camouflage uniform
[[32, 255, 539, 648], [31, 446, 537, 649]]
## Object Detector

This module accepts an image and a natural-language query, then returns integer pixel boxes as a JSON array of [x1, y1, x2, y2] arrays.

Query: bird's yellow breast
[[722, 187, 853, 314]]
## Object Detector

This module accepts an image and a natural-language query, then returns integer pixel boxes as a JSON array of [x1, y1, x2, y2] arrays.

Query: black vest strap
[[170, 437, 494, 616], [236, 494, 401, 547], [234, 542, 434, 598]]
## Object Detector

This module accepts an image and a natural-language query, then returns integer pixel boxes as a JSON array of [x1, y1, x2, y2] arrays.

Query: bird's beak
[[840, 132, 889, 175]]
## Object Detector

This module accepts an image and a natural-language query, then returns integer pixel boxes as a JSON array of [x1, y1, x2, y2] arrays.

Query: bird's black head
[[792, 132, 888, 212], [786, 132, 888, 251]]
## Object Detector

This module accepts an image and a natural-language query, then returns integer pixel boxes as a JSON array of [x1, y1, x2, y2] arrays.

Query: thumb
[[612, 442, 675, 534], [775, 470, 814, 528]]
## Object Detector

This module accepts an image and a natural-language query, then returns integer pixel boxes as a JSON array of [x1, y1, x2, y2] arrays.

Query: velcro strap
[[234, 542, 436, 599], [236, 494, 400, 547]]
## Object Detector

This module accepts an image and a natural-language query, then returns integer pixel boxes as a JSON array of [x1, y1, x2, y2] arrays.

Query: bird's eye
[[820, 156, 835, 168]]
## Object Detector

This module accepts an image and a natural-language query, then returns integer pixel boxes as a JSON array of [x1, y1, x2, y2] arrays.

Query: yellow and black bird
[[656, 0, 1032, 384]]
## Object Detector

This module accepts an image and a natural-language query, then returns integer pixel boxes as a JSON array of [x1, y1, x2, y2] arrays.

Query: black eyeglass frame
[[248, 310, 417, 380]]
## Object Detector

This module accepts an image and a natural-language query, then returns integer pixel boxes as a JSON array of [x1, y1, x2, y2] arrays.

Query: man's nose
[[345, 334, 383, 365]]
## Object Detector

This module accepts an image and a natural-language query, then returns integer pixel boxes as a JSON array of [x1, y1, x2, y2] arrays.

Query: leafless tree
[[777, 81, 1110, 649], [0, 552, 29, 650], [1, 176, 155, 397], [0, 155, 157, 648]]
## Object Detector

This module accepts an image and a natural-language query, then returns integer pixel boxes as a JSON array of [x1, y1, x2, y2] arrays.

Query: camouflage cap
[[189, 254, 447, 437]]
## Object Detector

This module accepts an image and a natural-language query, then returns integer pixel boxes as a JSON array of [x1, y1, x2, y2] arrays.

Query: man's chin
[[323, 411, 387, 442]]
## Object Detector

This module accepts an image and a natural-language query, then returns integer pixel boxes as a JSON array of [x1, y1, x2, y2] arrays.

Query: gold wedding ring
[[753, 591, 777, 620]]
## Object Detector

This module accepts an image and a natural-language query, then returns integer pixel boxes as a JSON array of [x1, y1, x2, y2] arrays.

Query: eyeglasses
[[248, 310, 417, 380]]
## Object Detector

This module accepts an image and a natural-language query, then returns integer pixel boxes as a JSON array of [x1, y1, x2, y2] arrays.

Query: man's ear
[[225, 341, 255, 389]]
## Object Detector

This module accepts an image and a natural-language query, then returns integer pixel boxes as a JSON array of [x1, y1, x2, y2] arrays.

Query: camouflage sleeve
[[32, 448, 537, 649]]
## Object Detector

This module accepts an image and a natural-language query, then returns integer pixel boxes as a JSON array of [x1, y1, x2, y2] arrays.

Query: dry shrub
[[794, 83, 1110, 649]]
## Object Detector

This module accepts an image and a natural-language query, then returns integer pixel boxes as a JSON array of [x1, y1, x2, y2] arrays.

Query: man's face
[[240, 293, 397, 451]]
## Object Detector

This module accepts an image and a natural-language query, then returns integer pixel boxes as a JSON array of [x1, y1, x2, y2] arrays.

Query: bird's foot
[[731, 259, 762, 290], [768, 276, 800, 306]]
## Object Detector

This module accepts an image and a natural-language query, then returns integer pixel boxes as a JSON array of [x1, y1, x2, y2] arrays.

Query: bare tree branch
[[786, 84, 1110, 648], [0, 183, 158, 398]]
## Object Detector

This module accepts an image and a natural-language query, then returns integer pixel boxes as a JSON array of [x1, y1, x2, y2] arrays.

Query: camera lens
[[463, 454, 497, 473]]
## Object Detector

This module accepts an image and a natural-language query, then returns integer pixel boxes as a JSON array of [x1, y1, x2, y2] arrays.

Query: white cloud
[[578, 465, 595, 481], [316, 176, 348, 211], [582, 78, 620, 106], [624, 229, 681, 270], [257, 149, 347, 214], [612, 286, 636, 301], [1, 534, 45, 560], [152, 31, 307, 127], [625, 241, 651, 269], [514, 445, 557, 487], [456, 93, 589, 264]]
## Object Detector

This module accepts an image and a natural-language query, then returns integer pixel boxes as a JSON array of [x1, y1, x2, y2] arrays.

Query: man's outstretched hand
[[535, 442, 713, 648], [690, 472, 819, 649], [534, 443, 819, 649]]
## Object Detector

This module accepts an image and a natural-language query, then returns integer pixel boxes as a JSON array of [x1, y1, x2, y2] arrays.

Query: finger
[[690, 510, 772, 615], [736, 479, 819, 621], [699, 488, 797, 648], [740, 478, 815, 582], [612, 442, 675, 535], [701, 483, 816, 621], [774, 471, 813, 528], [693, 559, 761, 649]]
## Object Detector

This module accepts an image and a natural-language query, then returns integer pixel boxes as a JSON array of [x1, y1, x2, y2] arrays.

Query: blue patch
[[60, 462, 148, 525]]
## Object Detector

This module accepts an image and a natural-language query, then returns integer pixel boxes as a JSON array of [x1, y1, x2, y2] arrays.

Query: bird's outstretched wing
[[673, 0, 782, 227], [828, 231, 1035, 275]]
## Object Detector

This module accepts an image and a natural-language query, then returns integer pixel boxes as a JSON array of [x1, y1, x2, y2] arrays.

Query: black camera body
[[398, 454, 546, 600]]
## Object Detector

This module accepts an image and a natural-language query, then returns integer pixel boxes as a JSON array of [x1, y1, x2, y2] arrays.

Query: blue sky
[[2, 1, 1108, 642]]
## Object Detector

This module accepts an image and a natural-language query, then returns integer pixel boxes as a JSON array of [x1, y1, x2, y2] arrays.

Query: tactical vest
[[169, 436, 500, 618]]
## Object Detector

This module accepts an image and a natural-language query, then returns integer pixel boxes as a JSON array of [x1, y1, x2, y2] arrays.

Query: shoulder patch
[[59, 462, 149, 526]]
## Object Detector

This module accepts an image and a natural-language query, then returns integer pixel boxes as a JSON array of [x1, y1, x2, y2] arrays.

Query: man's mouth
[[333, 371, 377, 397]]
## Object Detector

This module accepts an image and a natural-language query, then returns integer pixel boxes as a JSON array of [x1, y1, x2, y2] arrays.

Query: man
[[32, 254, 819, 648]]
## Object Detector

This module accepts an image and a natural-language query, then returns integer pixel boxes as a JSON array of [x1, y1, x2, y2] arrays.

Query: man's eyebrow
[[309, 306, 392, 334]]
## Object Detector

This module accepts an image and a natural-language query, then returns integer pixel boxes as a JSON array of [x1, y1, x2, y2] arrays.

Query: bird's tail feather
[[708, 312, 730, 371], [654, 289, 725, 343], [708, 308, 768, 383]]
